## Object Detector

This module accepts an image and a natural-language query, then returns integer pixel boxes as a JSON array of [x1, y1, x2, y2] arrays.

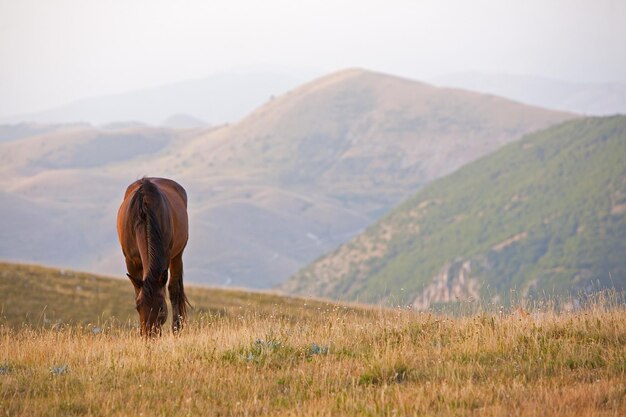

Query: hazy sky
[[1, 0, 625, 116]]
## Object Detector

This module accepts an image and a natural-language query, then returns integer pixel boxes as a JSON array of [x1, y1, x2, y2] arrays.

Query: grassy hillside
[[1, 263, 624, 416], [0, 68, 574, 289], [283, 116, 626, 307], [0, 263, 340, 328]]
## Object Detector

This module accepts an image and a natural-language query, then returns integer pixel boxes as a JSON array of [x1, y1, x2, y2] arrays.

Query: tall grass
[[1, 289, 624, 416]]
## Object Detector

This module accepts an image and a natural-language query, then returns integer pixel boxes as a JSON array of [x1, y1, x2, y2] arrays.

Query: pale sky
[[1, 0, 625, 117]]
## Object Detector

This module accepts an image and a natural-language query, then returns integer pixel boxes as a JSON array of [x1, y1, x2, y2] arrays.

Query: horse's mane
[[128, 178, 167, 294]]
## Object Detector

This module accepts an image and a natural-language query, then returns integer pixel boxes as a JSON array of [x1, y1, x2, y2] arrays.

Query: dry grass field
[[1, 263, 625, 416]]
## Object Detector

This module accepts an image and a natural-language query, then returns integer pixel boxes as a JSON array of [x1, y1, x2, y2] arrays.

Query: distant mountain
[[161, 114, 209, 129], [0, 69, 574, 289], [2, 71, 312, 126], [282, 116, 626, 307], [0, 122, 89, 143], [433, 72, 626, 116], [0, 124, 176, 176]]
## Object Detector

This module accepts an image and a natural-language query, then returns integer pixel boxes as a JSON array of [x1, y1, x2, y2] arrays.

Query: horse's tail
[[128, 178, 167, 286]]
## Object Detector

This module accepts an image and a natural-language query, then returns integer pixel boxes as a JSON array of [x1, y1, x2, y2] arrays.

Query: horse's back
[[117, 177, 188, 261], [121, 178, 186, 204]]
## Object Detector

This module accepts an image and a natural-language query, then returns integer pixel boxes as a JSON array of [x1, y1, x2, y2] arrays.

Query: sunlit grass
[[2, 290, 625, 416], [1, 263, 625, 415]]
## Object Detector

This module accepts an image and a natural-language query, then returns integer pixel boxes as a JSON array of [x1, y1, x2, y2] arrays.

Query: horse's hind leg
[[168, 253, 188, 334]]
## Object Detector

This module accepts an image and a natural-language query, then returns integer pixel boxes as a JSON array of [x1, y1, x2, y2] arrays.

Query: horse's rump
[[117, 177, 188, 283]]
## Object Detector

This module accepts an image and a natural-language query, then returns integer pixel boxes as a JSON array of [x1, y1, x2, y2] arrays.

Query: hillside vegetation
[[0, 69, 573, 289], [0, 263, 337, 328], [1, 263, 625, 416], [283, 116, 626, 307]]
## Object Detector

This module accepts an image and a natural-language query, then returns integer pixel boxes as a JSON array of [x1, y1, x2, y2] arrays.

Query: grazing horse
[[117, 177, 189, 337]]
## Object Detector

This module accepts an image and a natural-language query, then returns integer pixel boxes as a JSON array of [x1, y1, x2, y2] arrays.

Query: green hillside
[[282, 116, 626, 307]]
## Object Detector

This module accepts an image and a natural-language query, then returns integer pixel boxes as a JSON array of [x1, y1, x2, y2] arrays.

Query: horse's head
[[128, 272, 168, 337]]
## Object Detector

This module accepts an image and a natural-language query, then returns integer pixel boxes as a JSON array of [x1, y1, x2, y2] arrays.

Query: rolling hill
[[0, 262, 339, 328], [282, 116, 626, 307], [0, 69, 574, 288], [0, 122, 89, 143], [0, 124, 175, 177], [165, 69, 573, 215]]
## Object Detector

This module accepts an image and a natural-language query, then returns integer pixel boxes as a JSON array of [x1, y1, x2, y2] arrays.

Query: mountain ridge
[[2, 71, 314, 126]]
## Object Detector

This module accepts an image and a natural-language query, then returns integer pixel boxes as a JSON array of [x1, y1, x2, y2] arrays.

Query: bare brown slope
[[158, 68, 573, 215]]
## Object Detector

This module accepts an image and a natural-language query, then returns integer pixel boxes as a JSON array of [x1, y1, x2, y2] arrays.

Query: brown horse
[[117, 177, 189, 337]]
